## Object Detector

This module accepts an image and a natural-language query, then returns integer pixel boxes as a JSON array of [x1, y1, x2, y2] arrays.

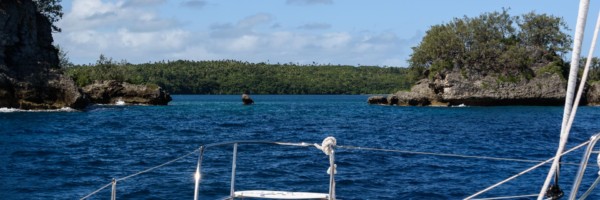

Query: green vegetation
[[63, 9, 600, 95], [65, 57, 414, 94], [537, 61, 566, 79], [581, 57, 600, 83], [33, 0, 63, 32], [409, 9, 571, 80]]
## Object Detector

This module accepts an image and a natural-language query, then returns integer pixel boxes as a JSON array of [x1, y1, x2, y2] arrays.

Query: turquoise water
[[2, 95, 600, 199]]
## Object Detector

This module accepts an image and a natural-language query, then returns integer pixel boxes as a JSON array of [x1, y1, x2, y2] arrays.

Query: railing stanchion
[[328, 148, 336, 200], [230, 143, 238, 198], [569, 133, 600, 199], [111, 178, 117, 200], [194, 146, 205, 200]]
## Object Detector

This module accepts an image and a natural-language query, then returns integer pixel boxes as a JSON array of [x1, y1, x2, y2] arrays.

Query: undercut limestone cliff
[[82, 80, 171, 105], [0, 0, 88, 109], [395, 69, 568, 106], [372, 66, 600, 106]]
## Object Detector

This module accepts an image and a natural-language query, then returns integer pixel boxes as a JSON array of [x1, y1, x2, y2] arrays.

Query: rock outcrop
[[82, 80, 171, 105], [386, 68, 571, 106], [242, 92, 254, 105], [587, 82, 600, 106], [367, 96, 388, 105], [0, 0, 88, 109], [367, 95, 403, 106]]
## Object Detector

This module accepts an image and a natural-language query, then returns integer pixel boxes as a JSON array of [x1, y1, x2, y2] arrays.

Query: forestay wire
[[539, 0, 592, 198]]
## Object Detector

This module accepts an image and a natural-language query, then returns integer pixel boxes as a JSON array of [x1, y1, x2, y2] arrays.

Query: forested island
[[65, 59, 419, 95], [377, 9, 600, 106]]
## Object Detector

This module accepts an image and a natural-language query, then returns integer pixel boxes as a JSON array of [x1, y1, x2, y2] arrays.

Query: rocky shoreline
[[82, 80, 171, 106], [0, 1, 171, 110], [370, 68, 600, 106]]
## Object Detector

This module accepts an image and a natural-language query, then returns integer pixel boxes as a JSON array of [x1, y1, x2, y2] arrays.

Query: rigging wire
[[541, 3, 600, 199], [80, 148, 200, 200], [116, 149, 199, 182], [79, 182, 113, 200], [579, 176, 600, 200], [466, 141, 591, 200], [540, 0, 590, 198]]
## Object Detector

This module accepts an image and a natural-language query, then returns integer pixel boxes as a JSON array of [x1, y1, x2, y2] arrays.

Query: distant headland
[[370, 9, 600, 106], [0, 0, 170, 110]]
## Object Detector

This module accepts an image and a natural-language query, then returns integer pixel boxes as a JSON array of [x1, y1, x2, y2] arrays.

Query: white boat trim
[[233, 190, 329, 199]]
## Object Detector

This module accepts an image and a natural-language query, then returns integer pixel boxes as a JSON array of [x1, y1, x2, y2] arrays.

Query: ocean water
[[2, 95, 600, 200]]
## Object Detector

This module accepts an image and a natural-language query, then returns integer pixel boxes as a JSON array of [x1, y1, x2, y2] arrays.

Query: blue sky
[[55, 0, 600, 67]]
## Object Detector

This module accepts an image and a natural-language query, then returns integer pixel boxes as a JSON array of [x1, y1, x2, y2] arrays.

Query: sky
[[54, 0, 600, 67]]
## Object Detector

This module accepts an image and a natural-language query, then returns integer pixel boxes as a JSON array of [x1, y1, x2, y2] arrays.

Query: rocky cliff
[[587, 82, 600, 106], [382, 67, 574, 106], [0, 0, 88, 109]]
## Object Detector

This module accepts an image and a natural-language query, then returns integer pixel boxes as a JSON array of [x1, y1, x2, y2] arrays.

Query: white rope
[[314, 137, 336, 156], [540, 0, 590, 199], [471, 194, 537, 200]]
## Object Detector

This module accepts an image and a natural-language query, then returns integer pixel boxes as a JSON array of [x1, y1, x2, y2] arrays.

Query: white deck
[[234, 190, 329, 199]]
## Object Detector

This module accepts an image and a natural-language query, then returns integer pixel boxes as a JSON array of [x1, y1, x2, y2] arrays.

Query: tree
[[518, 12, 571, 59], [33, 0, 63, 32], [580, 57, 600, 82], [409, 9, 570, 79], [56, 44, 73, 68]]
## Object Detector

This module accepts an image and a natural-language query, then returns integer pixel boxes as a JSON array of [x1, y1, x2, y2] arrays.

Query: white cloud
[[54, 0, 191, 63], [227, 35, 260, 52], [55, 1, 416, 67], [319, 32, 351, 49], [59, 0, 179, 32], [237, 13, 273, 29], [67, 0, 119, 21]]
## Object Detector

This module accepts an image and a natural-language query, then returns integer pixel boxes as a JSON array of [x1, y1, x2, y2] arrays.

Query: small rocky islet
[[369, 68, 600, 106]]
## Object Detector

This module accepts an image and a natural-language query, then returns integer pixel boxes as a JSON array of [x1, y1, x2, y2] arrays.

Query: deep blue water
[[2, 95, 600, 199]]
